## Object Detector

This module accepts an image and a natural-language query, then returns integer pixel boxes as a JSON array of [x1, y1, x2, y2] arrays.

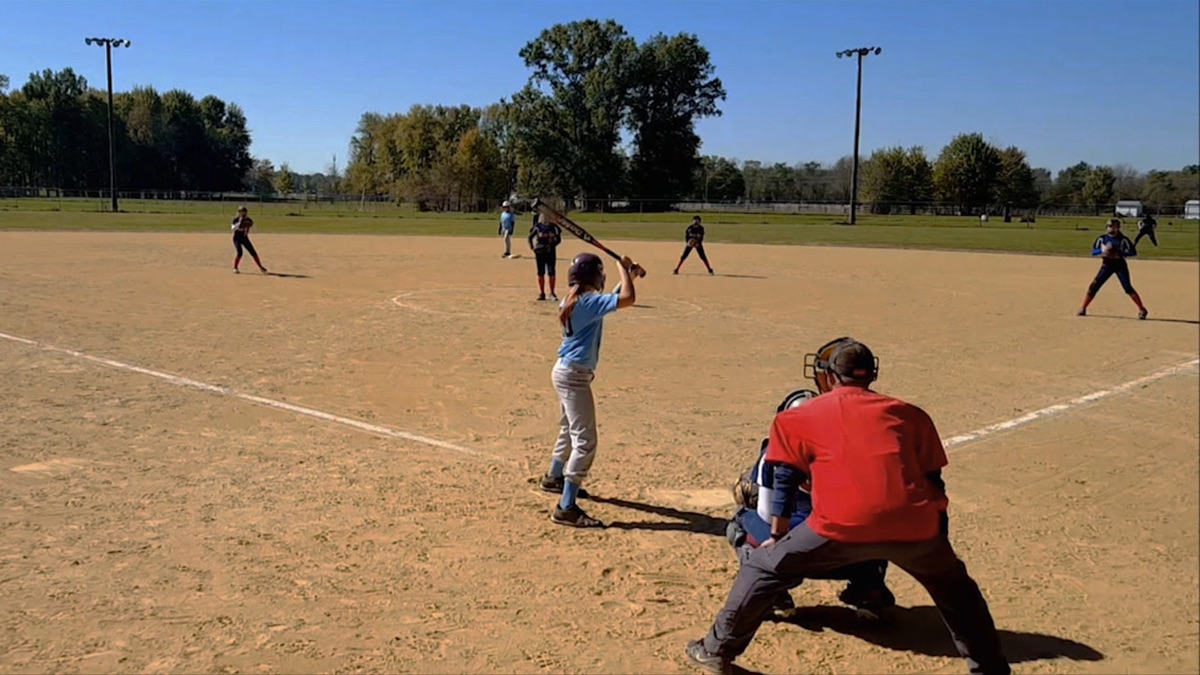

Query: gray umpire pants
[[551, 359, 598, 485], [703, 522, 1010, 675]]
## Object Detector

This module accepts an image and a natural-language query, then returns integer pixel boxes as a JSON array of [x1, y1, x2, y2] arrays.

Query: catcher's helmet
[[567, 252, 604, 288], [804, 337, 879, 392], [776, 388, 819, 413]]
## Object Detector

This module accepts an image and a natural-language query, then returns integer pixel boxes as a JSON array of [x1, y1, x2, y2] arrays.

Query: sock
[[234, 255, 241, 269], [1081, 294, 1094, 309], [548, 459, 564, 479], [559, 480, 581, 510], [549, 276, 556, 295], [1130, 293, 1146, 310], [253, 255, 264, 269], [538, 276, 545, 293]]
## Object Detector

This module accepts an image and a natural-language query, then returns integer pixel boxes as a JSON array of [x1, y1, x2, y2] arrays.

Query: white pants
[[551, 359, 598, 484], [501, 230, 512, 255]]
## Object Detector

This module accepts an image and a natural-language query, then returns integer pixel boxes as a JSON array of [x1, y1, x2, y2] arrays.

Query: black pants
[[534, 248, 557, 276], [233, 232, 258, 259], [679, 243, 710, 267], [1134, 228, 1158, 247], [1087, 260, 1135, 296], [703, 522, 1009, 674]]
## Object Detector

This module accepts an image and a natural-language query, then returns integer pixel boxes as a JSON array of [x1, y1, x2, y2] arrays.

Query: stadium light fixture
[[836, 45, 882, 225], [84, 37, 132, 213]]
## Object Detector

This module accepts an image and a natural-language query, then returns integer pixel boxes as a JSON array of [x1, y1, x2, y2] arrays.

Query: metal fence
[[1, 186, 1196, 220]]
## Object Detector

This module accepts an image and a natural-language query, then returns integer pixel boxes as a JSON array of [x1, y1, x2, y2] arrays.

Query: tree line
[[0, 68, 252, 193], [3, 20, 1198, 213]]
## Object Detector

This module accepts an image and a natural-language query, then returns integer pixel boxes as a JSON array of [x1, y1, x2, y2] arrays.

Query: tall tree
[[993, 146, 1040, 216], [624, 32, 725, 204], [933, 133, 1001, 213], [518, 19, 637, 206], [1081, 165, 1116, 213]]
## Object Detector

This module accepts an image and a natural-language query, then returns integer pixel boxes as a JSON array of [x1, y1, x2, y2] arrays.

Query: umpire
[[686, 338, 1009, 675]]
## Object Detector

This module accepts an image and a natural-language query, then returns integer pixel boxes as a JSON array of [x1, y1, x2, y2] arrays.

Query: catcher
[[728, 389, 894, 619], [673, 215, 714, 275]]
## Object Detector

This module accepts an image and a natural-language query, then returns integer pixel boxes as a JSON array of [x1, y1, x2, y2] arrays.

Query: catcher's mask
[[804, 337, 879, 393], [776, 388, 819, 413], [567, 253, 604, 288]]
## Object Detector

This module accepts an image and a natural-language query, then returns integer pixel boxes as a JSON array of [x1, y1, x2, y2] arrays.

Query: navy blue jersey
[[1092, 232, 1137, 260], [529, 222, 562, 251], [686, 223, 705, 243]]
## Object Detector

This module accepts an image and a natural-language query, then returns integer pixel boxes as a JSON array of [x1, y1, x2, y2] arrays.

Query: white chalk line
[[944, 357, 1199, 450], [390, 287, 702, 320], [0, 330, 501, 462]]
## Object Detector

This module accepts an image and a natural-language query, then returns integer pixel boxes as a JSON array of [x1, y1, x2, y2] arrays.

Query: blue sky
[[3, 0, 1198, 175]]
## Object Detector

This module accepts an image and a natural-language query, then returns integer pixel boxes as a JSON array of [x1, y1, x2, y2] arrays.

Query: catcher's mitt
[[732, 469, 759, 509], [687, 239, 699, 248]]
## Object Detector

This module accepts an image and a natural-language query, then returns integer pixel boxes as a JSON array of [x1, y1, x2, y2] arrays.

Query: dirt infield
[[1, 231, 1197, 674]]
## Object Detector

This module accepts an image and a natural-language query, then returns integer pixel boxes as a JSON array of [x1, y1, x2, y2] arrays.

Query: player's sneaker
[[551, 504, 603, 528], [708, 268, 715, 275], [1076, 308, 1086, 316], [550, 292, 558, 301], [684, 640, 732, 675], [234, 268, 240, 274], [259, 267, 268, 274], [673, 269, 679, 275], [537, 293, 546, 301], [1138, 308, 1148, 320], [839, 583, 896, 621], [539, 474, 590, 499]]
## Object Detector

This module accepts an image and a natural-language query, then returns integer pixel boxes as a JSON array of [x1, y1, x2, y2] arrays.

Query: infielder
[[528, 213, 563, 301], [673, 215, 714, 275], [539, 252, 640, 528], [1134, 212, 1158, 249], [686, 338, 1009, 675], [230, 206, 268, 274], [1077, 218, 1148, 319], [499, 201, 516, 258]]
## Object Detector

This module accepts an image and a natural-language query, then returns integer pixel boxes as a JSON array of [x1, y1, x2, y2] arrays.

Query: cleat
[[1138, 308, 1148, 320], [550, 504, 604, 528], [1076, 308, 1086, 316], [537, 293, 546, 301], [839, 583, 896, 622], [538, 475, 589, 499], [684, 640, 732, 675]]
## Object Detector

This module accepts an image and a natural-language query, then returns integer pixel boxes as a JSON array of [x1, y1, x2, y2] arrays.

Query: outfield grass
[[1, 198, 1196, 260]]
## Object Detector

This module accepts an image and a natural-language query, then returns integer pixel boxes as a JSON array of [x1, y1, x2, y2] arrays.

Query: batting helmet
[[804, 337, 879, 392], [567, 252, 604, 288]]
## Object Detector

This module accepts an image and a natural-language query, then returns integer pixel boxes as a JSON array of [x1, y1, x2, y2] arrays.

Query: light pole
[[836, 46, 881, 225], [85, 37, 131, 213]]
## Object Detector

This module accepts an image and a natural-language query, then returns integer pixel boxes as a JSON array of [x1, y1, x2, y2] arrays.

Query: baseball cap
[[829, 340, 878, 381], [502, 200, 510, 207]]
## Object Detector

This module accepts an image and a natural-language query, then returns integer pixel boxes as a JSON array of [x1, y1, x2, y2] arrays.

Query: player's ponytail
[[559, 286, 581, 327]]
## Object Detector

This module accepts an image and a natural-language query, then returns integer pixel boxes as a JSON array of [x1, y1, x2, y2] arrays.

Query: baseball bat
[[531, 198, 647, 278]]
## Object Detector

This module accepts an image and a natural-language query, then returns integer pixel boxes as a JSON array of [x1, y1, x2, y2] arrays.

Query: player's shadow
[[1088, 314, 1199, 325], [770, 605, 1104, 665], [715, 273, 767, 279], [590, 496, 728, 536], [264, 272, 312, 279]]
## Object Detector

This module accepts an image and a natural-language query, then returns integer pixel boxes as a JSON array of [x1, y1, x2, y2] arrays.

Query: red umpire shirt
[[765, 386, 949, 543]]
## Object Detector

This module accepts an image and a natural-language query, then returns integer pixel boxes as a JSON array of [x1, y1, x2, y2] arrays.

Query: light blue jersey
[[558, 291, 619, 370], [500, 211, 516, 233]]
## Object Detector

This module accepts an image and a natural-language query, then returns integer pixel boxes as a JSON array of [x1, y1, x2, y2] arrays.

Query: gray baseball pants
[[550, 359, 598, 484], [703, 522, 1010, 675]]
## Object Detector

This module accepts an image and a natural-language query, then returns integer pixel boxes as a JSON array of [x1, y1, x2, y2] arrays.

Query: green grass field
[[2, 197, 1197, 259]]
